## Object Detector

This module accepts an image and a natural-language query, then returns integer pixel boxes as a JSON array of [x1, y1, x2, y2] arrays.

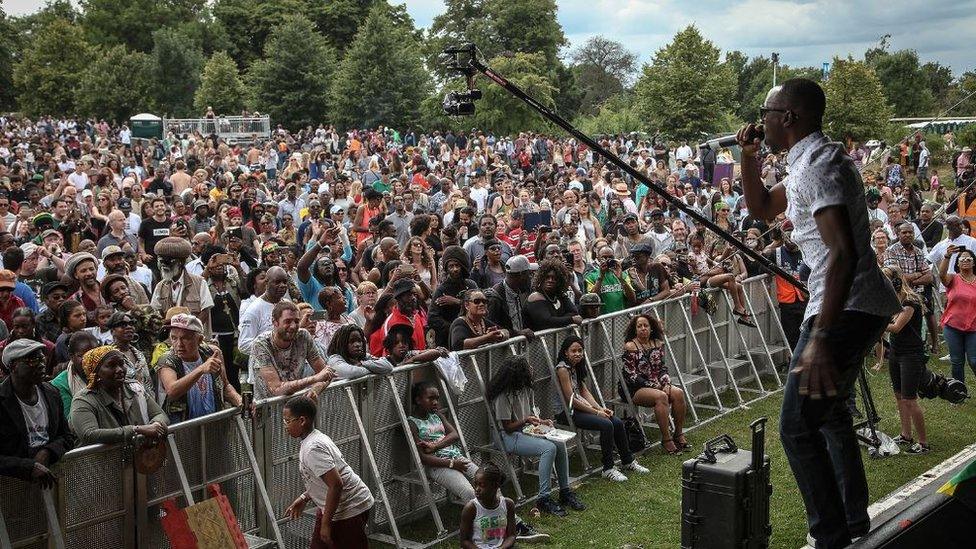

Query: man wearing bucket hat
[[0, 339, 75, 486], [150, 237, 214, 336]]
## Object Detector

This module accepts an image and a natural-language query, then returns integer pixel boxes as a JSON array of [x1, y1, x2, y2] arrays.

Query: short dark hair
[[409, 214, 430, 237], [272, 300, 299, 321], [2, 246, 24, 272], [68, 330, 99, 354], [284, 395, 317, 420], [200, 244, 227, 266], [779, 78, 826, 123]]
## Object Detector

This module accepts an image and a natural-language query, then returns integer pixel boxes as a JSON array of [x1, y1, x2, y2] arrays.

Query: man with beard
[[238, 266, 290, 355], [156, 313, 242, 422], [485, 255, 537, 337], [98, 246, 149, 304], [248, 301, 334, 401], [297, 222, 341, 311], [150, 237, 214, 335], [368, 278, 427, 356], [64, 253, 101, 322], [427, 246, 478, 347], [185, 233, 213, 277]]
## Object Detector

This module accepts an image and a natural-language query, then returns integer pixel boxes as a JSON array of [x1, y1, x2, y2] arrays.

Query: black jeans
[[780, 311, 887, 549], [779, 300, 807, 353], [558, 411, 634, 471]]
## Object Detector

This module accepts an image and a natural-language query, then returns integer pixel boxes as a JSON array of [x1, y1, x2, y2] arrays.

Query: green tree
[[78, 45, 154, 121], [570, 36, 637, 115], [488, 0, 565, 68], [0, 5, 14, 110], [633, 26, 736, 141], [152, 28, 205, 117], [576, 94, 641, 135], [921, 62, 954, 112], [948, 72, 976, 117], [731, 55, 822, 122], [303, 0, 377, 51], [12, 18, 91, 116], [194, 51, 247, 115], [80, 0, 206, 52], [823, 57, 892, 142], [470, 52, 556, 135], [865, 40, 934, 117], [249, 15, 337, 129], [424, 0, 499, 82], [330, 3, 429, 129]]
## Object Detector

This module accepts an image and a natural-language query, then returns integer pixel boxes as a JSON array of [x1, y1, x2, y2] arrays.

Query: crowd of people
[[0, 112, 974, 547]]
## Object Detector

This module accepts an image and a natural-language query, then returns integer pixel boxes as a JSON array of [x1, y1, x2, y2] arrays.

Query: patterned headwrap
[[82, 345, 120, 389]]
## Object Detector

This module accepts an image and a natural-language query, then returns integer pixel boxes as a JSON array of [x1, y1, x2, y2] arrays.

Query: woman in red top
[[938, 245, 976, 382]]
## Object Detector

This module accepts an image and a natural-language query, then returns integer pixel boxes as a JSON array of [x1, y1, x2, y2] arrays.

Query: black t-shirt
[[449, 317, 498, 351], [139, 217, 171, 257], [891, 301, 925, 358]]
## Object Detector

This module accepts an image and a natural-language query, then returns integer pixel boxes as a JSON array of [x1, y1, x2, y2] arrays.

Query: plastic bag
[[435, 352, 468, 394]]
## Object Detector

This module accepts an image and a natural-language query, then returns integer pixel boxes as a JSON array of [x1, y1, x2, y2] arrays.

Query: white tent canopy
[[130, 113, 161, 122]]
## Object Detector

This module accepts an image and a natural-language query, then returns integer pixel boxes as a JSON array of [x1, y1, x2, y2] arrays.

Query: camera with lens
[[621, 257, 634, 271], [443, 89, 482, 116]]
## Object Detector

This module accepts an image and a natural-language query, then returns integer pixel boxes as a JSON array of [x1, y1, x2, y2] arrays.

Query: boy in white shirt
[[283, 396, 374, 549]]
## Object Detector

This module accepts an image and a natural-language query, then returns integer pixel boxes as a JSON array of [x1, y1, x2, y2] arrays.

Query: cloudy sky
[[6, 0, 975, 75]]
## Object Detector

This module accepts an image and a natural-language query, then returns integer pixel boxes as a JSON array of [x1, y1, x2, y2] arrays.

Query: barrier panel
[[163, 116, 271, 143], [1, 275, 790, 549]]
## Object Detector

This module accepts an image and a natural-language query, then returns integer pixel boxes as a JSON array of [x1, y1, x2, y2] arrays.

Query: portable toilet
[[130, 113, 163, 139]]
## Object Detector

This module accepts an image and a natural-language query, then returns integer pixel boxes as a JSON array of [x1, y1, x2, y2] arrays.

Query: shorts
[[889, 354, 926, 399]]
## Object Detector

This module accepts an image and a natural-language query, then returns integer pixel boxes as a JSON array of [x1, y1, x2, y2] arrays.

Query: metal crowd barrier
[[163, 116, 271, 143], [1, 275, 789, 549]]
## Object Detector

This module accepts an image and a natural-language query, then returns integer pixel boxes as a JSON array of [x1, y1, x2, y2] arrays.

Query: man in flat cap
[[0, 339, 75, 486], [150, 237, 214, 336]]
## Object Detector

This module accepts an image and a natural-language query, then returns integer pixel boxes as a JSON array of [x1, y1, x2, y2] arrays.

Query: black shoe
[[536, 495, 567, 517], [515, 521, 551, 543], [560, 489, 587, 511]]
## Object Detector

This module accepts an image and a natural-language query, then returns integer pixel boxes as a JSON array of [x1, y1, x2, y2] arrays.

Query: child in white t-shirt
[[459, 462, 515, 549], [282, 396, 374, 549]]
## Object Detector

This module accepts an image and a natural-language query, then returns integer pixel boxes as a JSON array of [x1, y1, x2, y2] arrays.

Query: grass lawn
[[406, 354, 976, 548]]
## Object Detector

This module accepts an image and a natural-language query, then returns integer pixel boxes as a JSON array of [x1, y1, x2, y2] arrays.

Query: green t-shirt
[[584, 269, 631, 314], [372, 180, 392, 194]]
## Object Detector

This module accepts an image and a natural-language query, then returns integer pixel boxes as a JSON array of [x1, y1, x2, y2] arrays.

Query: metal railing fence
[[1, 276, 789, 549]]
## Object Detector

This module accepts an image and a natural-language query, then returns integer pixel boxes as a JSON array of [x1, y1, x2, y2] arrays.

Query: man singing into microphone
[[738, 79, 900, 549]]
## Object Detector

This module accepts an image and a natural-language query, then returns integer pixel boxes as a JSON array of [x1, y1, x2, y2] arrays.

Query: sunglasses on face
[[467, 298, 487, 305]]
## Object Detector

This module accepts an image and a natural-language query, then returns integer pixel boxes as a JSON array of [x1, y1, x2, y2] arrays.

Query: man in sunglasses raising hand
[[738, 79, 900, 548]]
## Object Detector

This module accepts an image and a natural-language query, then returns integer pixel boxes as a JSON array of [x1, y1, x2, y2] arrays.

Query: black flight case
[[681, 417, 772, 549]]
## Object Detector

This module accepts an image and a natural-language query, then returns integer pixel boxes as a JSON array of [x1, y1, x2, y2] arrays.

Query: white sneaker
[[602, 467, 628, 482], [940, 354, 951, 362], [622, 460, 650, 474]]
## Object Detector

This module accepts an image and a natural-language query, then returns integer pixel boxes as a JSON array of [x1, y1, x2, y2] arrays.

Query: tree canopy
[[194, 51, 247, 115], [823, 57, 892, 142], [13, 18, 91, 116], [249, 15, 338, 129], [78, 46, 155, 122], [633, 26, 737, 141], [330, 3, 430, 129]]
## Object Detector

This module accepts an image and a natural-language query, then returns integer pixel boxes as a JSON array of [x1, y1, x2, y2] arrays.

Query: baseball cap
[[168, 313, 204, 334], [41, 228, 60, 241], [391, 278, 416, 298], [580, 293, 602, 306], [41, 281, 70, 298], [505, 255, 539, 273], [20, 242, 39, 257], [118, 197, 132, 209], [101, 245, 124, 260], [631, 242, 655, 256]]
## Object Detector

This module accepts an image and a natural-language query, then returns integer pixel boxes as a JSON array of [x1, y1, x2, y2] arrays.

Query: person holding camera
[[584, 246, 635, 315]]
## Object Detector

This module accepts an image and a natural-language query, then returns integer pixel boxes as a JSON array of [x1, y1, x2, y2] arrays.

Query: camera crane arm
[[442, 44, 807, 295]]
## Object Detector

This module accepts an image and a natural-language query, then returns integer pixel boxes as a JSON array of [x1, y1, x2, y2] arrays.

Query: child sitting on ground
[[459, 462, 516, 549], [408, 381, 548, 543]]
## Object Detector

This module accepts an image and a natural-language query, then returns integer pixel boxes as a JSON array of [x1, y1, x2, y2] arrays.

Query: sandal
[[674, 433, 692, 450], [734, 310, 757, 328], [662, 438, 682, 455]]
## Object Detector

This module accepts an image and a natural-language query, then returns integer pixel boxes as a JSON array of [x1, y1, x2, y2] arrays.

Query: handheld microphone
[[699, 125, 764, 150]]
